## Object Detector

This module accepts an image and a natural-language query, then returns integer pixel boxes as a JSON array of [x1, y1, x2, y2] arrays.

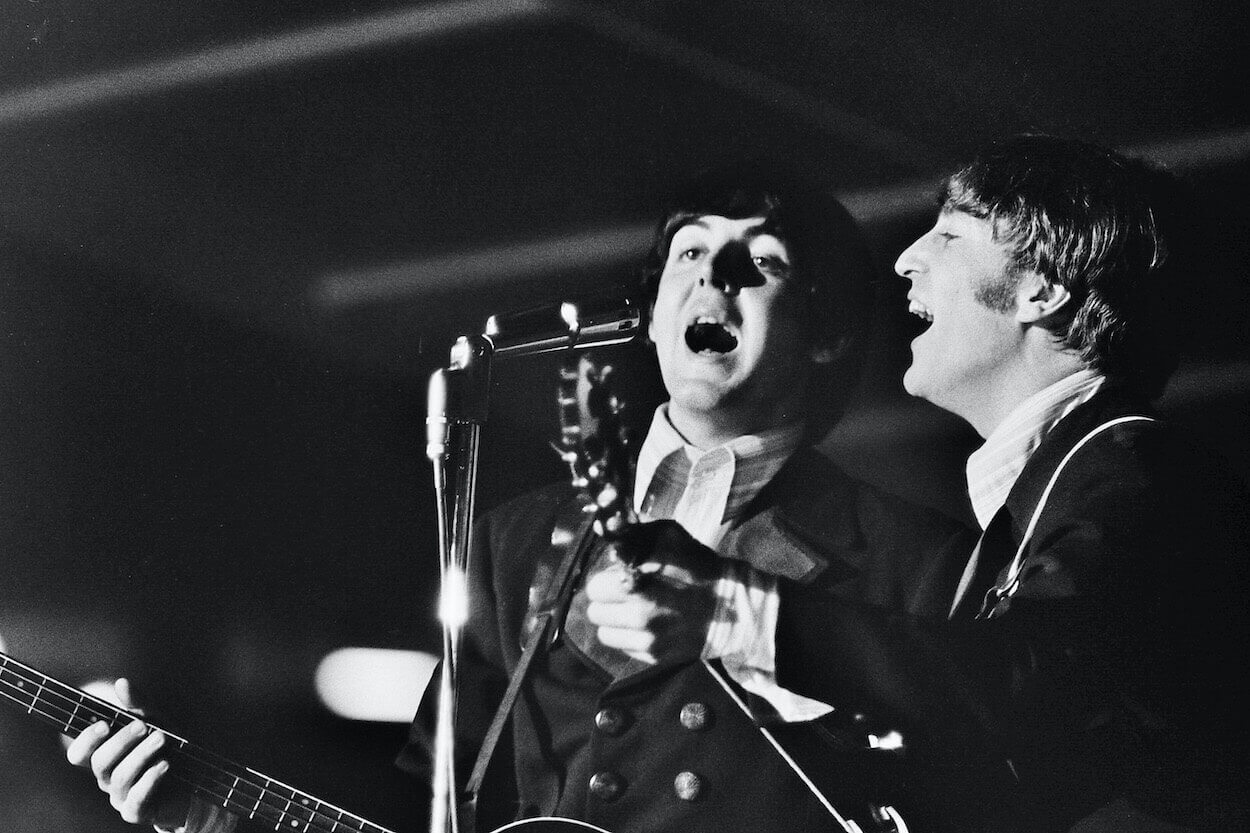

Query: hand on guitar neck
[[64, 678, 195, 831], [584, 519, 723, 666]]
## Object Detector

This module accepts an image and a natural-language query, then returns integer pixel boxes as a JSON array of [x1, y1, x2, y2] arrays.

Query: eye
[[678, 247, 704, 261], [752, 255, 791, 277], [937, 231, 959, 243]]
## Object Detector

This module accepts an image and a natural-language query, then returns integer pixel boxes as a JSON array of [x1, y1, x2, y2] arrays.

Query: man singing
[[781, 135, 1250, 831], [67, 164, 968, 833]]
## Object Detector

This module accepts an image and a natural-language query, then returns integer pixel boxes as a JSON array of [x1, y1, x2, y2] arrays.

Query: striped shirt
[[633, 404, 832, 721], [634, 404, 805, 548], [966, 368, 1106, 530]]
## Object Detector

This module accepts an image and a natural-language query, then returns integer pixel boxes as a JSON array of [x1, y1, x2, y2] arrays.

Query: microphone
[[484, 291, 643, 358]]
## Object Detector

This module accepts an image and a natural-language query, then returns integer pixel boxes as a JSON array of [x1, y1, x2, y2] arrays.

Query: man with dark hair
[[401, 164, 967, 833], [65, 164, 968, 833], [780, 135, 1250, 831]]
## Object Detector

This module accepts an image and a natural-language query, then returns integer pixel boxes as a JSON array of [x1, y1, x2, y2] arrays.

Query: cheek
[[650, 300, 682, 348], [756, 293, 811, 351]]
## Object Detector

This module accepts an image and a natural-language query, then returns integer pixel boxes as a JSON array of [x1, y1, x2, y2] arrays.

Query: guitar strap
[[977, 414, 1156, 619], [464, 504, 599, 809], [700, 657, 868, 833]]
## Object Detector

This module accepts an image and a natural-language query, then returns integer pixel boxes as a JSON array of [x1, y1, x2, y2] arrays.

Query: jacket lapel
[[720, 449, 865, 585]]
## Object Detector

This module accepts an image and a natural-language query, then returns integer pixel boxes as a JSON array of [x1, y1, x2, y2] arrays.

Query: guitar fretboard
[[0, 651, 396, 833]]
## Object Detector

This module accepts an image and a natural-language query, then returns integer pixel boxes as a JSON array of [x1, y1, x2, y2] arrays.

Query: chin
[[671, 380, 731, 413], [901, 366, 923, 398]]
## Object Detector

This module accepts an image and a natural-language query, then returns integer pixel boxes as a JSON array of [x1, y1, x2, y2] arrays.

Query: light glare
[[314, 647, 439, 723]]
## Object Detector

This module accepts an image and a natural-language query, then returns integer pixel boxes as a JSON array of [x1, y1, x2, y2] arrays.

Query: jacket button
[[678, 701, 712, 731], [588, 771, 625, 802], [594, 706, 629, 735], [673, 770, 704, 801]]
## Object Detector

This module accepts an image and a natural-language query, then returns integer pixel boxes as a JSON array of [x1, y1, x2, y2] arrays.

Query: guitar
[[0, 359, 628, 833], [552, 354, 909, 833], [0, 649, 610, 833], [1, 648, 398, 833]]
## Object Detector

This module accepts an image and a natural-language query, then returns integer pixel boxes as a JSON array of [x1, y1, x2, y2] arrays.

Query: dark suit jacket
[[399, 448, 970, 833], [778, 386, 1250, 832]]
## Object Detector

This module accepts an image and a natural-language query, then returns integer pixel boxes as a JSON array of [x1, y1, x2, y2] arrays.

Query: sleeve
[[704, 474, 976, 725], [775, 432, 1250, 831], [703, 564, 835, 722]]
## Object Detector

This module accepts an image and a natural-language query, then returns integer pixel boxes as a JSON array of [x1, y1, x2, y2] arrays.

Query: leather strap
[[979, 414, 1155, 618], [464, 507, 599, 801]]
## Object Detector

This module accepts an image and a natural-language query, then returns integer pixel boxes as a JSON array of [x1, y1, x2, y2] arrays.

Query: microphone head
[[485, 291, 642, 357]]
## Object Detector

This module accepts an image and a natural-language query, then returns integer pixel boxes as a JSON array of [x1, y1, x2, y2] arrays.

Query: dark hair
[[641, 162, 875, 442], [942, 134, 1193, 397]]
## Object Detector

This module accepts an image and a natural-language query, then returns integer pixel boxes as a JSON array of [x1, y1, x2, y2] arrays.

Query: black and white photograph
[[2, 3, 1248, 832]]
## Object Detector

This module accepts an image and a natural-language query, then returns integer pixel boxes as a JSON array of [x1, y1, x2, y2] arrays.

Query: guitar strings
[[0, 667, 378, 833], [0, 656, 394, 833]]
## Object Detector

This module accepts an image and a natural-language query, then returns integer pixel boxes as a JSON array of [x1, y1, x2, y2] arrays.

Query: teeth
[[908, 300, 934, 322], [686, 320, 738, 354]]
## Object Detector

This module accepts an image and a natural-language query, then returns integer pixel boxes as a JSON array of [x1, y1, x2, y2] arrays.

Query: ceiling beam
[[559, 3, 942, 168], [2, 0, 939, 170], [315, 126, 1250, 311], [0, 0, 554, 127]]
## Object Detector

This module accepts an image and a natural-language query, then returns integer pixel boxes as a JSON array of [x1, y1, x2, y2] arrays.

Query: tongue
[[686, 322, 738, 353]]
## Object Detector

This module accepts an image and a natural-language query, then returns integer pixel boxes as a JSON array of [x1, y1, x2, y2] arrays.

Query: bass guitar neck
[[0, 650, 396, 833]]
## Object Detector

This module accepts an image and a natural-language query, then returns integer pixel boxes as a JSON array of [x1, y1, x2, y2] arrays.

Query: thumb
[[642, 522, 723, 584], [113, 678, 145, 716]]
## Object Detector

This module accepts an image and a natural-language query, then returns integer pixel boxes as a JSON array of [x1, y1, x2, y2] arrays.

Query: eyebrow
[[674, 218, 775, 239]]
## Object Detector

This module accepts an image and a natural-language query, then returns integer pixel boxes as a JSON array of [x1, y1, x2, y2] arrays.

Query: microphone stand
[[424, 293, 640, 833], [427, 334, 492, 833]]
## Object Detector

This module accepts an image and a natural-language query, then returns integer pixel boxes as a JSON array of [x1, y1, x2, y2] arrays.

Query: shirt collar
[[966, 368, 1106, 530], [634, 404, 804, 534]]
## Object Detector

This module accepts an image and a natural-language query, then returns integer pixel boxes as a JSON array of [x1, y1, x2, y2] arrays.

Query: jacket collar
[[719, 448, 864, 584]]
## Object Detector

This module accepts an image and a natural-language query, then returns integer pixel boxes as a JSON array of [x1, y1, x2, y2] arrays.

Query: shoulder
[[1015, 389, 1240, 525], [754, 449, 974, 612], [767, 447, 964, 531], [474, 482, 584, 577], [1001, 388, 1250, 609], [483, 481, 582, 532]]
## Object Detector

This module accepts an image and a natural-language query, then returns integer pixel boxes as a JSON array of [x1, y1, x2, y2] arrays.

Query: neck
[[961, 348, 1088, 439], [666, 402, 799, 450]]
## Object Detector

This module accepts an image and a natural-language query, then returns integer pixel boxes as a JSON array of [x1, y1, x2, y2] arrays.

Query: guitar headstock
[[554, 354, 637, 538]]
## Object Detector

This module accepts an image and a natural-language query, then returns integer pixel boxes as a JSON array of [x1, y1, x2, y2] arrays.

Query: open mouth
[[685, 320, 738, 354], [908, 300, 934, 328]]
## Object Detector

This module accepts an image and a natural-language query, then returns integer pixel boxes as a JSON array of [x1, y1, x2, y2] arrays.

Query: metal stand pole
[[426, 335, 492, 833]]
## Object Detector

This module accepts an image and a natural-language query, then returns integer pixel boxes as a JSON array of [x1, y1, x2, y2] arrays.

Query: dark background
[[2, 2, 1248, 831]]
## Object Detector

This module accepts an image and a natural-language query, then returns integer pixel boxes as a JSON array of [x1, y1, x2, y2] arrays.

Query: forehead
[[669, 214, 786, 246], [937, 206, 998, 238]]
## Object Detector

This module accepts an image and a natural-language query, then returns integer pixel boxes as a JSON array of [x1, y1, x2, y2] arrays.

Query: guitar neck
[[0, 651, 397, 833]]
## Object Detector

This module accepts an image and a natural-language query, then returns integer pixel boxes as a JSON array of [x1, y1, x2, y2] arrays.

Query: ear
[[646, 302, 658, 344], [1014, 272, 1072, 324]]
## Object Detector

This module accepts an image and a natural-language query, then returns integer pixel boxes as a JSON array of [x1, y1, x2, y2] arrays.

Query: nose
[[701, 240, 762, 294], [894, 236, 925, 282]]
